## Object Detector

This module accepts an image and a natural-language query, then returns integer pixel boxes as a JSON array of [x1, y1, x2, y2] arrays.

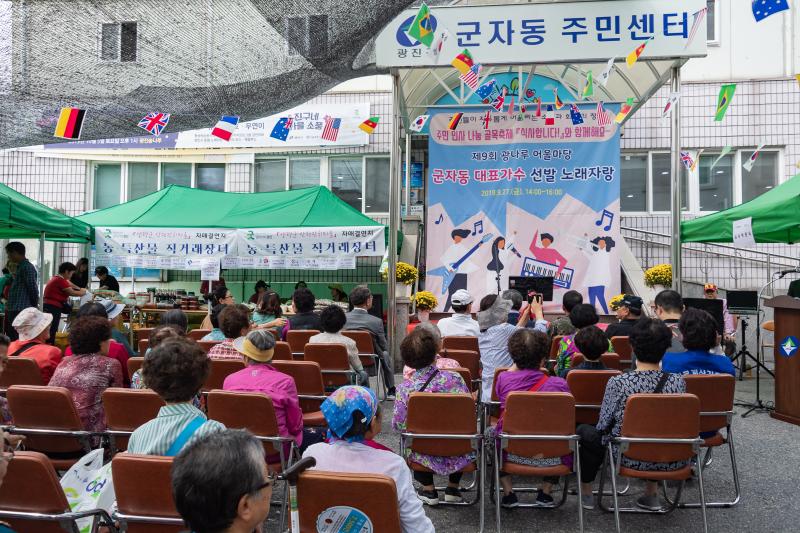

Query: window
[[289, 159, 320, 189], [254, 160, 287, 192], [196, 164, 226, 191], [651, 153, 688, 212], [365, 158, 391, 213], [128, 162, 158, 200], [330, 158, 363, 210], [94, 164, 121, 209], [100, 22, 137, 62], [162, 163, 192, 188], [706, 0, 717, 43], [620, 155, 647, 212], [286, 15, 328, 58], [698, 153, 733, 211], [742, 151, 778, 202]]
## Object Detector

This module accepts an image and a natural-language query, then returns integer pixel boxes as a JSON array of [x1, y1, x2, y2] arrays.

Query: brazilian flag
[[407, 3, 434, 48], [714, 84, 736, 122]]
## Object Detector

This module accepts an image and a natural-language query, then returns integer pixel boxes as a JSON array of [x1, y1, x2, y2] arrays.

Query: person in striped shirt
[[128, 338, 225, 455], [208, 305, 252, 360]]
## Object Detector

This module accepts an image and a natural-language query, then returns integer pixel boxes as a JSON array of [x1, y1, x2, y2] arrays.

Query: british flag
[[321, 116, 341, 142], [596, 102, 612, 126], [680, 150, 695, 170], [138, 113, 171, 136]]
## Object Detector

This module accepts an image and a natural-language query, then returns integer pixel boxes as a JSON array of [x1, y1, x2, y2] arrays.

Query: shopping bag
[[59, 449, 115, 533]]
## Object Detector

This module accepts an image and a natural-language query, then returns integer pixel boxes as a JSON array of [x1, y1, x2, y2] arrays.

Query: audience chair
[[483, 367, 510, 429], [441, 348, 481, 393], [597, 394, 706, 533], [296, 471, 402, 533], [138, 339, 149, 355], [286, 330, 320, 356], [112, 453, 184, 533], [271, 361, 327, 427], [443, 335, 480, 354], [609, 337, 633, 370], [760, 320, 775, 369], [303, 343, 356, 389], [451, 367, 473, 393], [0, 357, 43, 393], [567, 370, 621, 425], [570, 353, 621, 371], [0, 451, 117, 533], [127, 357, 144, 379], [342, 330, 384, 396], [187, 328, 211, 341], [6, 385, 94, 470], [549, 335, 564, 359], [675, 374, 739, 508], [197, 340, 221, 353], [273, 341, 293, 361], [103, 389, 166, 453], [201, 359, 245, 393], [401, 393, 485, 530], [495, 392, 582, 532], [135, 328, 153, 345]]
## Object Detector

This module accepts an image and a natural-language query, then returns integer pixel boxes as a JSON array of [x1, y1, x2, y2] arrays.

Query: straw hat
[[233, 329, 276, 362]]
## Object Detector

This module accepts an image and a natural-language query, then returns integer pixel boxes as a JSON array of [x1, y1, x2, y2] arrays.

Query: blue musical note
[[435, 214, 444, 225], [471, 220, 484, 236], [594, 209, 614, 231]]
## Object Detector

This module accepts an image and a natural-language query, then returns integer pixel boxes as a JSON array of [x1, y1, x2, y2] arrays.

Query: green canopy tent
[[681, 174, 800, 244]]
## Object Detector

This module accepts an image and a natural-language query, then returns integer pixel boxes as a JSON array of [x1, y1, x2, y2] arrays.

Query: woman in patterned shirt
[[393, 327, 473, 506], [207, 305, 252, 360]]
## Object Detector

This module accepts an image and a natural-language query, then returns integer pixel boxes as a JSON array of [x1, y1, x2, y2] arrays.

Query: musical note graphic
[[434, 214, 444, 225], [594, 209, 614, 231], [471, 220, 484, 236]]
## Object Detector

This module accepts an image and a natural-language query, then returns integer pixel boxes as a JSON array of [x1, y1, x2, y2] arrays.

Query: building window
[[100, 22, 137, 62], [742, 151, 778, 202], [196, 164, 226, 191], [365, 158, 391, 213], [651, 153, 688, 212], [289, 159, 321, 189], [128, 162, 158, 200], [698, 152, 733, 211], [93, 164, 122, 209], [330, 158, 363, 211], [620, 154, 647, 212], [162, 163, 192, 188], [286, 15, 328, 58], [254, 159, 287, 192], [706, 0, 717, 43]]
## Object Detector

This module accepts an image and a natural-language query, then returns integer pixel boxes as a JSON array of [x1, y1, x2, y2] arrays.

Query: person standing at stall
[[43, 262, 87, 343], [71, 258, 90, 289]]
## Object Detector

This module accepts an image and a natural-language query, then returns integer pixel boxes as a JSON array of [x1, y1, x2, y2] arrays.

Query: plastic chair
[[570, 353, 621, 371], [188, 329, 211, 341], [197, 340, 221, 353], [401, 392, 485, 530], [201, 359, 245, 393], [6, 385, 94, 470], [342, 329, 384, 395], [135, 328, 153, 346], [138, 339, 149, 355], [0, 357, 43, 392], [103, 389, 166, 453], [610, 336, 633, 370], [303, 343, 355, 389], [127, 357, 144, 379], [112, 453, 184, 532], [443, 335, 480, 354], [760, 320, 775, 366], [598, 394, 706, 533], [295, 471, 402, 533], [271, 360, 327, 427], [566, 370, 621, 425], [0, 451, 117, 533], [483, 367, 510, 428], [442, 348, 481, 392], [495, 392, 582, 532], [273, 341, 293, 361], [286, 330, 320, 355]]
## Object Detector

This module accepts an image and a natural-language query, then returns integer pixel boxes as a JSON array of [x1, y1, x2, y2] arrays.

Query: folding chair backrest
[[7, 385, 87, 455], [567, 370, 621, 425], [206, 390, 282, 454], [187, 329, 211, 340], [103, 389, 166, 451], [550, 335, 564, 358], [303, 343, 351, 388], [684, 374, 735, 434], [271, 361, 325, 413], [443, 335, 479, 354], [441, 349, 480, 385], [202, 359, 245, 392], [138, 339, 149, 355], [406, 393, 476, 456], [490, 367, 510, 403], [610, 336, 632, 360], [197, 340, 220, 353], [0, 451, 72, 533], [342, 330, 377, 368], [620, 393, 700, 463], [297, 471, 401, 533], [112, 453, 183, 533], [135, 328, 153, 345], [287, 330, 320, 354], [503, 392, 575, 458], [127, 357, 144, 379], [273, 341, 293, 361], [0, 357, 43, 388]]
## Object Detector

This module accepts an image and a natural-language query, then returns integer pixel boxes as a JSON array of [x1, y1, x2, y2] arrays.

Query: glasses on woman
[[241, 471, 275, 499]]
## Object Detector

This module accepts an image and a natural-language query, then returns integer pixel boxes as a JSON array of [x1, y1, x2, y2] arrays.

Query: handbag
[[60, 449, 115, 533]]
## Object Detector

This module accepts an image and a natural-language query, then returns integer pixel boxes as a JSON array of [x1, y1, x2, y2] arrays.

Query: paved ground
[[266, 373, 800, 532]]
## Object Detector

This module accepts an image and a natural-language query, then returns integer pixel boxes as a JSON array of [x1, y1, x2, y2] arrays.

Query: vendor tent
[[0, 182, 92, 242], [681, 174, 800, 244]]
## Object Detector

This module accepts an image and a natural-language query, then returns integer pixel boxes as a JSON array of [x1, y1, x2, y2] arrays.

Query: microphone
[[778, 268, 800, 278]]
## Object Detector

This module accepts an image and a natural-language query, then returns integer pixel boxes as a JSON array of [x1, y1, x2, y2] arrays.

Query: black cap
[[621, 294, 643, 312]]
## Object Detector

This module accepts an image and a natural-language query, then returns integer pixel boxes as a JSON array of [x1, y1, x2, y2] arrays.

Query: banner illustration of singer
[[426, 97, 621, 314]]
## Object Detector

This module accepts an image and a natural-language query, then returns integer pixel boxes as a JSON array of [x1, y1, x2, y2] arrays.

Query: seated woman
[[494, 329, 570, 508], [393, 327, 472, 506], [200, 304, 227, 342], [309, 305, 369, 385], [554, 304, 612, 377], [662, 308, 736, 377], [207, 305, 252, 360], [252, 291, 282, 326], [160, 309, 188, 334], [304, 386, 434, 533], [128, 338, 226, 455], [131, 325, 185, 389], [402, 322, 460, 380], [248, 280, 270, 305], [200, 286, 234, 330], [577, 318, 687, 512], [66, 302, 133, 386], [49, 315, 123, 433], [567, 326, 610, 374]]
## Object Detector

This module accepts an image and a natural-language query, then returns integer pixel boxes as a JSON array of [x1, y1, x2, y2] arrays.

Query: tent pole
[[38, 232, 45, 311], [404, 132, 411, 214], [388, 70, 401, 380], [670, 66, 683, 293]]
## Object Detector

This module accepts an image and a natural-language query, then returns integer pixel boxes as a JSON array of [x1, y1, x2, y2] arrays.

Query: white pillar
[[387, 71, 402, 372]]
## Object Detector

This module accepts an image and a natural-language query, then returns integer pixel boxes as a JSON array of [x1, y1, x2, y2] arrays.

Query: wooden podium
[[765, 296, 800, 426]]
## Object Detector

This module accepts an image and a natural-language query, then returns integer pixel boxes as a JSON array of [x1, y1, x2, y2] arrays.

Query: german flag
[[359, 116, 380, 134], [451, 49, 474, 75], [448, 112, 463, 130], [54, 107, 86, 140]]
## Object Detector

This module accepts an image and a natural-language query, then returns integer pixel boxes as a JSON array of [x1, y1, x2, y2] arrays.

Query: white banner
[[236, 227, 385, 258], [97, 227, 236, 260], [376, 0, 707, 68], [222, 256, 356, 271]]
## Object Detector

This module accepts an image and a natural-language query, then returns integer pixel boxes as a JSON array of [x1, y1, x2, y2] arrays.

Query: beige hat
[[233, 330, 276, 362], [12, 307, 53, 341]]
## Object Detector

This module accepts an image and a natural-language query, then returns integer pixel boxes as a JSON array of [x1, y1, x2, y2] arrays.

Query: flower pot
[[395, 282, 412, 298], [417, 309, 431, 323], [652, 284, 667, 293]]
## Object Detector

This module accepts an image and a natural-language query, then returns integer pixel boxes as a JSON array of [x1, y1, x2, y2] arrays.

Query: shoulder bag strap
[[9, 342, 38, 358], [527, 374, 550, 392], [653, 372, 671, 394], [165, 416, 206, 457], [418, 369, 440, 393]]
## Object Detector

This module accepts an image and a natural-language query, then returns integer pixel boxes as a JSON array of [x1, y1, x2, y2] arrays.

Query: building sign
[[376, 0, 707, 68]]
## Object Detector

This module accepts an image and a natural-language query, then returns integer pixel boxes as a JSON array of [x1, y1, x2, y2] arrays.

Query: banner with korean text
[[426, 108, 621, 314]]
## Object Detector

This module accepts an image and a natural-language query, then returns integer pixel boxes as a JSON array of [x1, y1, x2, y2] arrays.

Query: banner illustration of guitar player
[[426, 105, 621, 314]]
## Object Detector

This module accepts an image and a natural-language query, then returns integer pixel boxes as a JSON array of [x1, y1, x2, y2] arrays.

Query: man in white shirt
[[437, 289, 480, 337]]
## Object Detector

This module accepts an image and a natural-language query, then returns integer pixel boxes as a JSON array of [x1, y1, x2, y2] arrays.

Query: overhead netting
[[0, 0, 422, 149]]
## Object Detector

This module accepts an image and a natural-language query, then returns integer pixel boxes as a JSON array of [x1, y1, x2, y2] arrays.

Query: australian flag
[[752, 0, 789, 22], [138, 112, 170, 136], [569, 104, 584, 125], [475, 79, 496, 101], [270, 118, 293, 142]]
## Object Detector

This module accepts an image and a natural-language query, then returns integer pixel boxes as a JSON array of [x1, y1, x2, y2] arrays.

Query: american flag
[[596, 101, 612, 126], [321, 116, 341, 141], [138, 113, 170, 136], [460, 64, 481, 89], [685, 7, 707, 49]]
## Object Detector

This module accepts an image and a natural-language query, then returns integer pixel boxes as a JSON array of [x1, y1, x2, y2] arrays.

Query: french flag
[[211, 115, 239, 141]]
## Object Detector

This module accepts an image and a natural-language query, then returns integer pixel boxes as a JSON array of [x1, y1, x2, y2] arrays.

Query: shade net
[[0, 0, 421, 149]]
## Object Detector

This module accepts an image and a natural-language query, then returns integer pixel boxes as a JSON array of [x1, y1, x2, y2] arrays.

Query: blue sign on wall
[[779, 336, 799, 358]]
